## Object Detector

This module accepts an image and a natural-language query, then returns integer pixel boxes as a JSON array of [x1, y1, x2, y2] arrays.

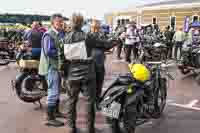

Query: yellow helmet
[[128, 64, 150, 82]]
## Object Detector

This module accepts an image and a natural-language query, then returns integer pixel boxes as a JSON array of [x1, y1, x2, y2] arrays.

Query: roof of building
[[138, 0, 200, 8]]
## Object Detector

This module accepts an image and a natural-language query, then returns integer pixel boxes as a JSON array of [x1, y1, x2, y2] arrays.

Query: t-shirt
[[125, 27, 139, 45]]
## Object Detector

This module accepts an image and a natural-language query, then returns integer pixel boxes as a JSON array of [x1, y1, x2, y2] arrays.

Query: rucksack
[[29, 30, 43, 48]]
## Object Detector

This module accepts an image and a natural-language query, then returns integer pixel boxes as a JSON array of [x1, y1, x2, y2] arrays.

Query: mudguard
[[15, 72, 28, 96], [100, 85, 127, 107], [125, 89, 144, 107]]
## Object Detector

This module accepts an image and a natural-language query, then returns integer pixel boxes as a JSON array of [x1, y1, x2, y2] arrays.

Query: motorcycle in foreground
[[99, 62, 174, 133]]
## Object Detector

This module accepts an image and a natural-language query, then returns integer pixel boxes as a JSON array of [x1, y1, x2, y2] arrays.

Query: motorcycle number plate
[[101, 101, 121, 119]]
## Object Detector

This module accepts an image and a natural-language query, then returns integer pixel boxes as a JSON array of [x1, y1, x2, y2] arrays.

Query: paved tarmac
[[0, 54, 200, 133]]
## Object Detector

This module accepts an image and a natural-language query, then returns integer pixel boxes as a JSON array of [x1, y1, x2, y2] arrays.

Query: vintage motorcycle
[[0, 37, 11, 65], [139, 42, 167, 63], [178, 42, 200, 75], [0, 38, 18, 65], [178, 22, 200, 75], [12, 43, 68, 107], [139, 30, 167, 63], [99, 62, 174, 133]]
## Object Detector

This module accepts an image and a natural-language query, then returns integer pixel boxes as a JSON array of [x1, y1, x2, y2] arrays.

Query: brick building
[[105, 0, 200, 30]]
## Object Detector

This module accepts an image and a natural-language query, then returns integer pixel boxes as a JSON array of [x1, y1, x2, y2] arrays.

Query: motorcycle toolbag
[[19, 60, 39, 69]]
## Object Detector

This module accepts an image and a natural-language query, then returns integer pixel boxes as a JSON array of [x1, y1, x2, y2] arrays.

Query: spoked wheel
[[0, 51, 10, 65], [152, 78, 167, 118], [160, 52, 167, 62]]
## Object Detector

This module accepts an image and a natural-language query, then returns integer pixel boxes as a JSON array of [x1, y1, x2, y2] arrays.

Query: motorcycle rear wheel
[[15, 74, 47, 103]]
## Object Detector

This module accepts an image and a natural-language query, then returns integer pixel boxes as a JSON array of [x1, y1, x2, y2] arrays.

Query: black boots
[[45, 105, 65, 127], [55, 100, 67, 118]]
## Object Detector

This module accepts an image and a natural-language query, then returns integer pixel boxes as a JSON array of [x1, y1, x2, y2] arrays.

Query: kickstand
[[38, 100, 43, 109], [33, 100, 43, 110]]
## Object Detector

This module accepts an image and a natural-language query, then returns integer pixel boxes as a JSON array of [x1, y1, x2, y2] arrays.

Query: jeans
[[174, 41, 183, 60], [125, 43, 138, 62], [46, 67, 61, 106]]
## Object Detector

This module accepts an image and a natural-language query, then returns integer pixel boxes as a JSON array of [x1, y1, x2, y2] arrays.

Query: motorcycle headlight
[[127, 85, 134, 94]]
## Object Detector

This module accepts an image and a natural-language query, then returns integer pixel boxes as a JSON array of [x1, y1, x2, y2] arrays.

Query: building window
[[193, 15, 199, 22], [152, 17, 157, 24], [117, 20, 120, 25], [125, 19, 129, 25], [170, 16, 176, 31], [121, 19, 125, 25]]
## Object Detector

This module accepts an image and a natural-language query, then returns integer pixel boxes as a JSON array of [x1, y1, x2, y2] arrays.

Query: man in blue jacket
[[39, 14, 65, 127]]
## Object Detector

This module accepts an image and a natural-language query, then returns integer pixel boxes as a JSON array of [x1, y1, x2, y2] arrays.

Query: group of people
[[15, 13, 200, 133], [114, 21, 196, 63], [23, 13, 116, 133]]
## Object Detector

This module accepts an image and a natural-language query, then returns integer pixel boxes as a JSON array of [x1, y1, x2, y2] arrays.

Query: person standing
[[164, 26, 173, 59], [89, 20, 116, 107], [38, 14, 66, 127], [23, 21, 44, 59], [115, 25, 126, 60], [63, 14, 116, 133], [125, 22, 139, 63], [63, 14, 96, 133], [173, 27, 185, 60]]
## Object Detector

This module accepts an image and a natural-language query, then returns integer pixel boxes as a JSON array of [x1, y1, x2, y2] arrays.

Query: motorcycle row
[[0, 29, 23, 65], [6, 22, 199, 132]]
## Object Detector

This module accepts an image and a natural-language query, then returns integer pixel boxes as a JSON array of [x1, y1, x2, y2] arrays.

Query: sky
[[0, 0, 171, 19]]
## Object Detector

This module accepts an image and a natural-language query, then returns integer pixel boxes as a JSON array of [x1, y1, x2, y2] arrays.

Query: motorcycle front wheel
[[152, 78, 167, 118], [107, 103, 137, 133]]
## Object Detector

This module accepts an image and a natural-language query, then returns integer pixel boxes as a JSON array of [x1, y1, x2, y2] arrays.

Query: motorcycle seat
[[107, 73, 133, 89], [18, 60, 39, 69]]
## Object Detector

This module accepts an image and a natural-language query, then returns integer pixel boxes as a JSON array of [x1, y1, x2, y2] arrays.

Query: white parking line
[[169, 103, 200, 111], [186, 99, 199, 107], [168, 99, 200, 111]]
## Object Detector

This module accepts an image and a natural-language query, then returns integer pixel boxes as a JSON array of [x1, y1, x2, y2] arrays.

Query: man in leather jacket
[[63, 14, 116, 133]]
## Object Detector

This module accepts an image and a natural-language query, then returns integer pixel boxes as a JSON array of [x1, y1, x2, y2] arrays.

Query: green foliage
[[0, 13, 68, 24]]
